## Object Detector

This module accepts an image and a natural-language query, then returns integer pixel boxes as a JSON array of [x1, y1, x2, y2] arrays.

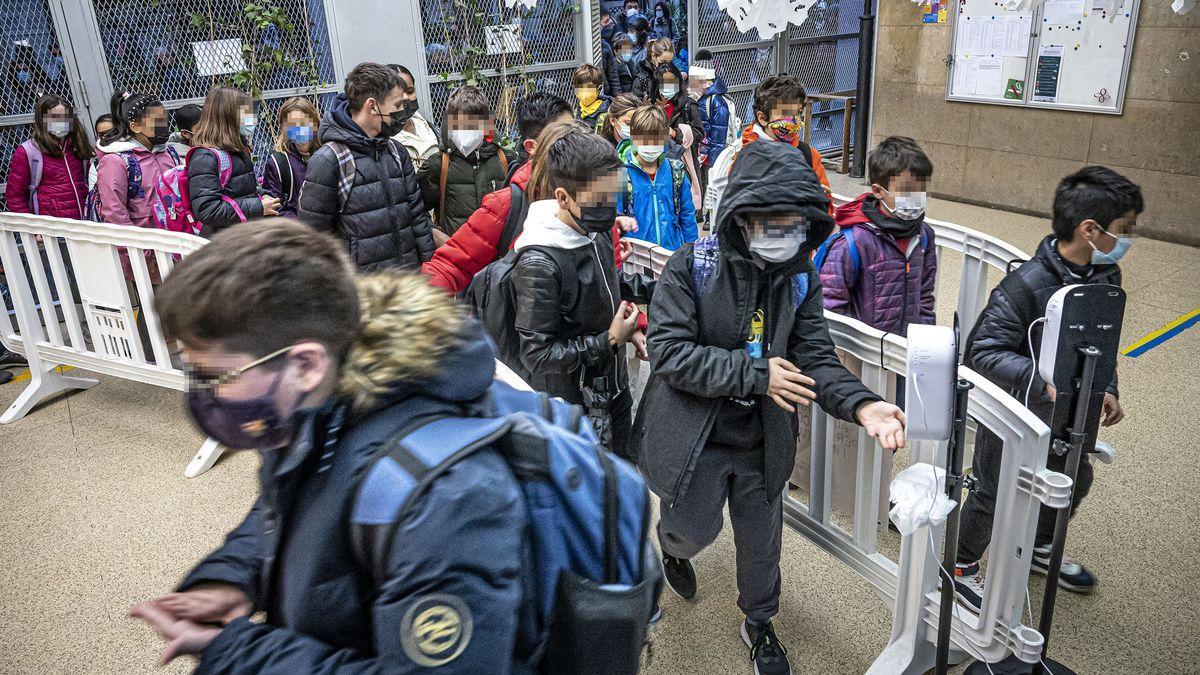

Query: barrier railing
[[624, 207, 1060, 672]]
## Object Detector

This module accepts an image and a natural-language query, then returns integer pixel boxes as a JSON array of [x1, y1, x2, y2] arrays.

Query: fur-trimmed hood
[[340, 273, 496, 415]]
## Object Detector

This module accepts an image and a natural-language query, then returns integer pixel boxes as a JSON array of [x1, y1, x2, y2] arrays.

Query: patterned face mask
[[765, 115, 803, 143]]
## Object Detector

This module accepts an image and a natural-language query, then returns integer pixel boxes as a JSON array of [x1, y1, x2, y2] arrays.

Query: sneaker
[[0, 347, 26, 369], [662, 554, 697, 600], [0, 370, 12, 385], [953, 561, 985, 612], [1031, 545, 1097, 593], [741, 619, 791, 675]]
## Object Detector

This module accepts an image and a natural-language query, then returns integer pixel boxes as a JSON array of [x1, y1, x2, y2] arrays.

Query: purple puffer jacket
[[820, 193, 937, 334]]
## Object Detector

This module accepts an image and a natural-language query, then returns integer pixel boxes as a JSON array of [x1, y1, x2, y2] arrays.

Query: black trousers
[[657, 442, 782, 624], [957, 425, 1094, 564]]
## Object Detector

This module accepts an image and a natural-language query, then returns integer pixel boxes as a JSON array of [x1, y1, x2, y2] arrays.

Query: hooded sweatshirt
[[179, 274, 530, 673], [634, 141, 880, 505]]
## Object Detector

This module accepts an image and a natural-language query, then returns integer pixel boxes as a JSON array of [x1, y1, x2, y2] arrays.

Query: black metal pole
[[935, 377, 974, 674], [1030, 346, 1100, 675], [851, 0, 875, 178]]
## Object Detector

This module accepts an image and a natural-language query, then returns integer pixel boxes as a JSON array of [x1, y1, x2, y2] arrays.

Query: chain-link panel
[[0, 123, 36, 211], [420, 0, 580, 79], [1, 0, 76, 118], [91, 0, 336, 104], [788, 35, 858, 151], [787, 0, 860, 40], [693, 0, 769, 47], [427, 67, 576, 145], [709, 46, 776, 93]]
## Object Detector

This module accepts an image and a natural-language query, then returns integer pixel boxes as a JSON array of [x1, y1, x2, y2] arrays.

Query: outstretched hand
[[130, 601, 222, 665], [856, 401, 906, 451], [150, 583, 252, 625]]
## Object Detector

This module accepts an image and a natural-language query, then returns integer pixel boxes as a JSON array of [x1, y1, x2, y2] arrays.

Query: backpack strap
[[437, 151, 450, 229], [688, 234, 721, 297], [205, 148, 247, 222], [496, 148, 509, 177], [326, 141, 357, 212], [271, 151, 294, 204], [349, 415, 513, 581], [165, 144, 182, 166], [120, 152, 145, 199], [668, 158, 685, 217], [496, 183, 527, 256], [813, 228, 860, 284], [20, 139, 42, 214]]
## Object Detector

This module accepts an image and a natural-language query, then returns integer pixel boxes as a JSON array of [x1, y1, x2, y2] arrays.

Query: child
[[417, 85, 515, 236], [169, 103, 203, 147], [602, 93, 643, 148], [511, 127, 653, 458], [634, 141, 905, 675], [706, 74, 830, 219], [572, 63, 612, 134], [691, 50, 739, 169], [93, 114, 114, 138], [656, 65, 704, 209], [632, 37, 674, 102], [819, 136, 937, 334], [95, 91, 183, 231], [607, 33, 638, 95], [187, 86, 279, 236], [262, 97, 320, 218], [952, 166, 1139, 610], [390, 64, 440, 170], [5, 94, 93, 219], [618, 105, 696, 251]]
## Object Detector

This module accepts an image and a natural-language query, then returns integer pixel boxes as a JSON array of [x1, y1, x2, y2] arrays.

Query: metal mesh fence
[[694, 0, 769, 47], [427, 67, 576, 145], [419, 0, 580, 79], [788, 35, 858, 151], [90, 0, 337, 104], [1, 0, 76, 117]]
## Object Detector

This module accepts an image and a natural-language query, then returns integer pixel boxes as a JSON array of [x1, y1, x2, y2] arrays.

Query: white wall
[[322, 0, 432, 106]]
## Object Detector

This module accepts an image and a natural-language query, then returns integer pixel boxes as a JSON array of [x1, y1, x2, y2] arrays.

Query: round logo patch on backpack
[[400, 594, 473, 666]]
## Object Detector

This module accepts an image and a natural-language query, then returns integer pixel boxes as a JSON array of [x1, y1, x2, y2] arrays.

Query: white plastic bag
[[888, 463, 955, 536]]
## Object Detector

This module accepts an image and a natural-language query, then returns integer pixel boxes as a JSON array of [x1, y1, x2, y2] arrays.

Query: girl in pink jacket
[[94, 91, 182, 231], [4, 94, 93, 218]]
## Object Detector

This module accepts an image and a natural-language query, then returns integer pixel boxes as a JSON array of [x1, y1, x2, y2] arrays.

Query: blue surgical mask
[[287, 124, 314, 144], [1089, 227, 1132, 265], [620, 51, 634, 63], [240, 114, 258, 138]]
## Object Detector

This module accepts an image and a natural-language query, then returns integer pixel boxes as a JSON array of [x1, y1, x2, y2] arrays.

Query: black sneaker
[[661, 554, 697, 600], [952, 561, 985, 612], [1031, 545, 1097, 593], [741, 620, 791, 675], [0, 347, 26, 369]]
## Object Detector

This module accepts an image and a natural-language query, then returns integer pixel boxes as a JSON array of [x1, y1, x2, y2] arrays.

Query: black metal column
[[851, 0, 876, 178]]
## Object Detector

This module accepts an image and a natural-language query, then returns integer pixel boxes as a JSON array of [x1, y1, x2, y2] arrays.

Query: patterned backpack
[[152, 147, 242, 236], [83, 150, 156, 222]]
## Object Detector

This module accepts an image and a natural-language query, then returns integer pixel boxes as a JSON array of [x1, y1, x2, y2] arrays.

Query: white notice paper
[[191, 39, 245, 77], [1005, 16, 1033, 56], [953, 59, 979, 95], [975, 57, 1005, 96], [1043, 0, 1086, 24]]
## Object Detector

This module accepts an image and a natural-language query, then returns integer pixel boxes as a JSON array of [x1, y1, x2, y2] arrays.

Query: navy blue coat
[[697, 77, 732, 166], [180, 324, 530, 674]]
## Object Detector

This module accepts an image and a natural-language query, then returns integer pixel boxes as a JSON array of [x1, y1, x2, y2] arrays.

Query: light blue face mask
[[1089, 227, 1132, 265], [287, 124, 314, 144], [240, 114, 258, 139]]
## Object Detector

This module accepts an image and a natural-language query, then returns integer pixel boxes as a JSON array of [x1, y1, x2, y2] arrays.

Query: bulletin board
[[946, 0, 1141, 114]]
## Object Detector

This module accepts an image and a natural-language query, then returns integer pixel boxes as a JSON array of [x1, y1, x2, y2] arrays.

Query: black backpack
[[496, 182, 529, 256]]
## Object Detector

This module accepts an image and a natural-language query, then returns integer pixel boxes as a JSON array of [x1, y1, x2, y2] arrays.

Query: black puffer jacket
[[509, 199, 653, 404], [634, 141, 881, 506], [416, 131, 514, 235], [965, 234, 1120, 424], [187, 147, 264, 237], [607, 52, 637, 95], [631, 59, 660, 102], [298, 94, 435, 271]]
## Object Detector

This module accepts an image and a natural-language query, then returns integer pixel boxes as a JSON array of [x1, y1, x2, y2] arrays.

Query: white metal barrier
[[623, 206, 1064, 672]]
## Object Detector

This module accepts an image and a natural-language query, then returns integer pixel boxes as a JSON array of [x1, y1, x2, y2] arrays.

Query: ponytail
[[101, 90, 162, 145]]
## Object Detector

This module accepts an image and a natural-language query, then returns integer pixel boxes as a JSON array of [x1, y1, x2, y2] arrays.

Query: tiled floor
[[0, 175, 1196, 674]]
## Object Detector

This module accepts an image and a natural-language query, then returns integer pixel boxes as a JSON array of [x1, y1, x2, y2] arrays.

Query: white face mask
[[47, 120, 72, 138], [890, 191, 927, 221], [661, 85, 679, 98], [617, 123, 631, 140], [748, 236, 802, 263], [636, 143, 663, 162], [449, 128, 485, 156]]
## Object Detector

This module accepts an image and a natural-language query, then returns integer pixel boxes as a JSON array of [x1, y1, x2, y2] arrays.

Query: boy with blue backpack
[[816, 135, 938, 335], [618, 105, 697, 251], [130, 219, 659, 673], [634, 141, 905, 675]]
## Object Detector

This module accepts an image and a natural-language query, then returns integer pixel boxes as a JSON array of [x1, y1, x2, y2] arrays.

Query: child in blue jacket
[[617, 105, 697, 251]]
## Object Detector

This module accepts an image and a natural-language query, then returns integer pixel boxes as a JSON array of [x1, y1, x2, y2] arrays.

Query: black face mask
[[403, 99, 419, 118], [576, 204, 618, 234], [147, 126, 170, 147]]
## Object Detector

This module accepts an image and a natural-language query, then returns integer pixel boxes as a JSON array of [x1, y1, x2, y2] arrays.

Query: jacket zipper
[[591, 239, 616, 316], [651, 167, 662, 245], [64, 152, 82, 215]]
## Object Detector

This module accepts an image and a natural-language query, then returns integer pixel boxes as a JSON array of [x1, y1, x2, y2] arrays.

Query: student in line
[[632, 37, 675, 102], [636, 141, 906, 675], [95, 91, 183, 232], [952, 166, 1139, 610], [820, 136, 938, 334], [606, 33, 638, 95], [572, 63, 613, 134], [168, 103, 203, 148], [390, 64, 440, 170], [423, 92, 573, 293], [417, 85, 514, 237], [262, 97, 320, 218], [5, 93, 93, 219], [299, 62, 435, 271], [187, 86, 279, 236], [618, 105, 696, 251]]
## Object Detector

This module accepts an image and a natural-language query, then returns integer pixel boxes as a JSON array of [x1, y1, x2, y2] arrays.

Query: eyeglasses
[[183, 346, 291, 392]]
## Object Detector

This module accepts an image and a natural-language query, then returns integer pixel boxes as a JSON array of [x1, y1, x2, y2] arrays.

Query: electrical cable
[[1023, 317, 1048, 407]]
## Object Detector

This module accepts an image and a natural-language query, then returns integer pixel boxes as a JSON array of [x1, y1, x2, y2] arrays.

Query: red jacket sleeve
[[422, 186, 514, 293], [4, 144, 33, 214]]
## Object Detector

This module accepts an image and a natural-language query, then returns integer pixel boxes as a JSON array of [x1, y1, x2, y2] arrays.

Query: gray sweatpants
[[657, 442, 782, 624]]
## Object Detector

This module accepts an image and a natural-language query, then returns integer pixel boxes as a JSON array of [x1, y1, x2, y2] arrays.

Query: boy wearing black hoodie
[[634, 141, 906, 675]]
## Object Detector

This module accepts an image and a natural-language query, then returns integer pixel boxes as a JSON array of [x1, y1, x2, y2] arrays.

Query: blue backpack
[[351, 380, 659, 673], [690, 233, 810, 310], [812, 226, 930, 283]]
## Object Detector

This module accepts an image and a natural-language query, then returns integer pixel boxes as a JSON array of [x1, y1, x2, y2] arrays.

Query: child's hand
[[767, 357, 816, 413], [260, 194, 282, 216], [607, 301, 639, 346], [129, 601, 222, 665], [1101, 393, 1124, 426], [631, 330, 649, 360], [616, 215, 638, 233], [1046, 383, 1057, 402], [856, 401, 906, 451], [148, 582, 253, 625]]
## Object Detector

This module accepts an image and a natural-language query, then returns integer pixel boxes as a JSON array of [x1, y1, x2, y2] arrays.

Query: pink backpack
[[152, 146, 246, 236]]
